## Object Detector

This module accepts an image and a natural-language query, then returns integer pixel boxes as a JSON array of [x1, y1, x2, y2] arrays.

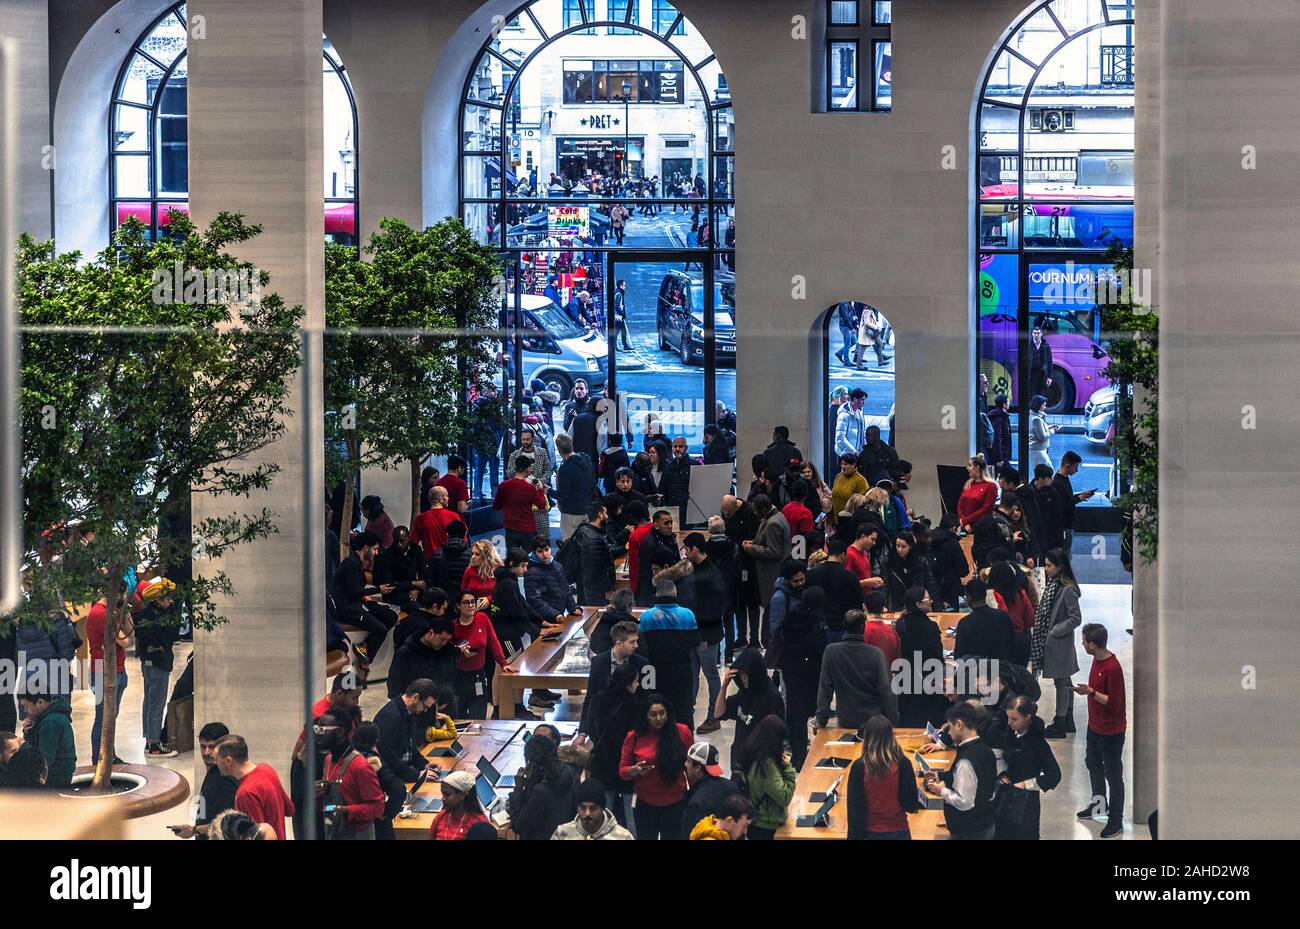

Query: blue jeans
[[141, 660, 170, 745], [91, 669, 129, 764], [691, 641, 721, 720]]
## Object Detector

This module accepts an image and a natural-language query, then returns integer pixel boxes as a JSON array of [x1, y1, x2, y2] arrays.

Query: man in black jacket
[[660, 436, 697, 524], [576, 621, 647, 741], [387, 616, 459, 702], [1027, 323, 1054, 401], [929, 514, 970, 611], [721, 495, 761, 650], [431, 519, 473, 601], [373, 679, 438, 783], [858, 426, 899, 484], [636, 509, 680, 607], [762, 425, 802, 478], [682, 741, 739, 831], [373, 525, 427, 608], [1052, 450, 1095, 554], [953, 578, 1016, 665], [1000, 467, 1046, 565], [333, 531, 397, 663], [678, 533, 726, 733], [702, 425, 731, 465], [572, 502, 617, 606], [525, 535, 579, 622], [805, 539, 864, 642], [1032, 464, 1065, 554]]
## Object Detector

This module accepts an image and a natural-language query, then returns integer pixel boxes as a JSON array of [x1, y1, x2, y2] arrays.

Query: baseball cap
[[686, 741, 723, 777], [441, 770, 476, 795]]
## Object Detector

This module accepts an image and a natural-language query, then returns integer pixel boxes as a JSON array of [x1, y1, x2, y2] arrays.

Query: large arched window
[[110, 3, 358, 243], [975, 0, 1133, 513], [457, 0, 734, 500]]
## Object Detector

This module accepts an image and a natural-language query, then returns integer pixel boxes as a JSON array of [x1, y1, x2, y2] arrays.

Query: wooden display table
[[775, 727, 955, 840], [393, 719, 578, 839]]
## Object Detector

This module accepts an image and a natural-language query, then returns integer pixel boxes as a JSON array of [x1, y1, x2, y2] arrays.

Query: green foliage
[[1098, 242, 1158, 563], [14, 211, 303, 634], [323, 217, 503, 513]]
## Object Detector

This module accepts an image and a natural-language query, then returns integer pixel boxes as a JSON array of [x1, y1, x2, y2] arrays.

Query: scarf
[[1030, 576, 1058, 675]]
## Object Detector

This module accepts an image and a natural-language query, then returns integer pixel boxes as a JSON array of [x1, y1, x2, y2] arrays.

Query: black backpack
[[555, 530, 584, 587]]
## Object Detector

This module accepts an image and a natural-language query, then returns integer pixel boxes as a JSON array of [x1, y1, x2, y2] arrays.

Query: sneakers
[[1100, 821, 1123, 839], [1044, 718, 1068, 740], [528, 692, 558, 708], [145, 743, 178, 758], [696, 718, 721, 734], [1078, 798, 1109, 820], [533, 689, 562, 701]]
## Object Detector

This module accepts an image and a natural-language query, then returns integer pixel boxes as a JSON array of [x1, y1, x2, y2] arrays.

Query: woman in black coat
[[886, 530, 940, 612], [590, 588, 638, 655], [506, 732, 578, 840], [588, 661, 645, 825], [893, 586, 950, 728], [995, 695, 1062, 840]]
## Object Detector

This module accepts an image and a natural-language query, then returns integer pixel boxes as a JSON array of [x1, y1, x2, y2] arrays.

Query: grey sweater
[[815, 636, 899, 729]]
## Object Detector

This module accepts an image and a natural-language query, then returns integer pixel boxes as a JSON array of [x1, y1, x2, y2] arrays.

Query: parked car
[[512, 294, 609, 396], [979, 309, 1109, 413], [1084, 384, 1117, 446], [656, 269, 736, 366]]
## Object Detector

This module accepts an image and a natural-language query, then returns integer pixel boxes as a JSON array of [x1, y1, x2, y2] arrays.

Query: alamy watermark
[[1038, 260, 1152, 308]]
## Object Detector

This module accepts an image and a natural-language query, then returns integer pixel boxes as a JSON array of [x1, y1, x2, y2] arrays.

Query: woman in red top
[[956, 455, 998, 532], [988, 561, 1035, 667], [619, 694, 693, 841], [845, 716, 922, 839], [460, 540, 502, 602], [428, 771, 490, 840], [452, 591, 515, 718]]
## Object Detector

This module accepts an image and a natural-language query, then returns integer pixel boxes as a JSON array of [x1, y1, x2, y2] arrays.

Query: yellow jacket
[[689, 815, 730, 841], [425, 715, 457, 743]]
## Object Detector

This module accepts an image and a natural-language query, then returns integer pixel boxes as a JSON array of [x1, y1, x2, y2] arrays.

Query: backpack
[[555, 530, 584, 587], [52, 613, 82, 661]]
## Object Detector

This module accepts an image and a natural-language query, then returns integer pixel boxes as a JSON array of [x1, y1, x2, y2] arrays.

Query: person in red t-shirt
[[216, 735, 295, 840], [451, 590, 515, 718], [957, 457, 998, 532], [435, 455, 471, 515], [411, 486, 465, 559], [1074, 623, 1126, 838], [781, 480, 814, 536], [862, 591, 901, 666], [493, 457, 548, 552], [86, 596, 135, 765], [844, 525, 886, 595]]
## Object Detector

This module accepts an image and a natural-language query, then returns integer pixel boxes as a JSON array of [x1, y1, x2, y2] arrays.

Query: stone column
[[187, 0, 324, 786], [2, 0, 52, 240]]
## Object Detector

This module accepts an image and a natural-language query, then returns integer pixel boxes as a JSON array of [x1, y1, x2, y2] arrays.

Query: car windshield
[[689, 283, 737, 315], [529, 302, 585, 341]]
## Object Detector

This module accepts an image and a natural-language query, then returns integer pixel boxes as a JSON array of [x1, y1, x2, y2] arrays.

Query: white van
[[514, 293, 609, 397]]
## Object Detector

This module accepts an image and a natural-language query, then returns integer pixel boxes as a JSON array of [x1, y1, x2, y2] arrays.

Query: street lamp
[[621, 79, 632, 185]]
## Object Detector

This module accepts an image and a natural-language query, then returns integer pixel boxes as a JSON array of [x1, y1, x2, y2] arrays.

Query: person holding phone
[[619, 694, 693, 840], [1052, 451, 1095, 553], [452, 592, 516, 718]]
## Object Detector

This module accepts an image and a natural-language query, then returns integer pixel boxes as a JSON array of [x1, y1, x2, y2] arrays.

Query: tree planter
[[59, 764, 190, 820]]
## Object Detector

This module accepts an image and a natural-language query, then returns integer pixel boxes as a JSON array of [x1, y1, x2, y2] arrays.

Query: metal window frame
[[973, 0, 1134, 477], [823, 6, 890, 113]]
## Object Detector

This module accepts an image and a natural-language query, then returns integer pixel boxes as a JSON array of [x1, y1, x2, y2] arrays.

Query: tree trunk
[[91, 572, 125, 791], [410, 455, 422, 526]]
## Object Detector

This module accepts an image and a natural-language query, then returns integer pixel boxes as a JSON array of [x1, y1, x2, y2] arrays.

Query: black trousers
[[505, 528, 535, 554], [456, 668, 490, 719], [337, 602, 395, 660], [1086, 728, 1126, 825], [736, 581, 762, 648], [633, 798, 685, 841]]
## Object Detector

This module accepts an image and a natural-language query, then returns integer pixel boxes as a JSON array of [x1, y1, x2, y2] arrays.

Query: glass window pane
[[113, 105, 150, 152], [114, 154, 151, 197], [985, 48, 1037, 105], [874, 41, 891, 110], [874, 1, 892, 25], [156, 110, 188, 196], [463, 103, 503, 152], [1026, 260, 1114, 423], [563, 0, 596, 35], [712, 155, 734, 200], [826, 301, 895, 469], [713, 106, 734, 152], [979, 101, 1020, 152], [979, 154, 1017, 195], [1050, 0, 1109, 36], [609, 0, 639, 34], [138, 11, 188, 69], [980, 203, 1019, 249], [117, 53, 166, 106], [324, 202, 356, 247], [324, 65, 355, 199], [463, 155, 502, 200], [114, 201, 152, 230], [828, 41, 858, 110], [654, 0, 685, 35], [830, 2, 859, 26], [978, 253, 1020, 429], [1021, 202, 1133, 249]]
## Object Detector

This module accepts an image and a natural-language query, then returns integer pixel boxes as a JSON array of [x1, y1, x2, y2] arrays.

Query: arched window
[[975, 0, 1133, 509], [110, 3, 359, 243], [458, 0, 735, 497]]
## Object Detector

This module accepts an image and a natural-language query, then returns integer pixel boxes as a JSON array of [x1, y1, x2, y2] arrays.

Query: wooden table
[[775, 727, 955, 840], [886, 611, 964, 642], [496, 607, 602, 720], [393, 719, 578, 839]]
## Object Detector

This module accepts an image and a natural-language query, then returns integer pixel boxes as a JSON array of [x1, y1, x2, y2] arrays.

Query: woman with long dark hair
[[846, 716, 921, 840], [988, 560, 1035, 667], [887, 529, 940, 612], [1032, 548, 1083, 738], [894, 586, 949, 728], [618, 693, 693, 840], [736, 714, 797, 840], [589, 661, 644, 825], [996, 695, 1062, 839]]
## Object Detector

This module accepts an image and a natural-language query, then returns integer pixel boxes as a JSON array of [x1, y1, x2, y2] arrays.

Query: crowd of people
[[299, 409, 1128, 841]]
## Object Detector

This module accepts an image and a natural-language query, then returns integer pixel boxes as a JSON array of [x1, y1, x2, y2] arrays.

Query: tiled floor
[[67, 580, 1142, 840]]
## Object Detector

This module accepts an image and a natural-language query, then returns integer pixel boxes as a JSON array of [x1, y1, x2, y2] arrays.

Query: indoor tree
[[324, 216, 502, 539], [14, 212, 303, 788]]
